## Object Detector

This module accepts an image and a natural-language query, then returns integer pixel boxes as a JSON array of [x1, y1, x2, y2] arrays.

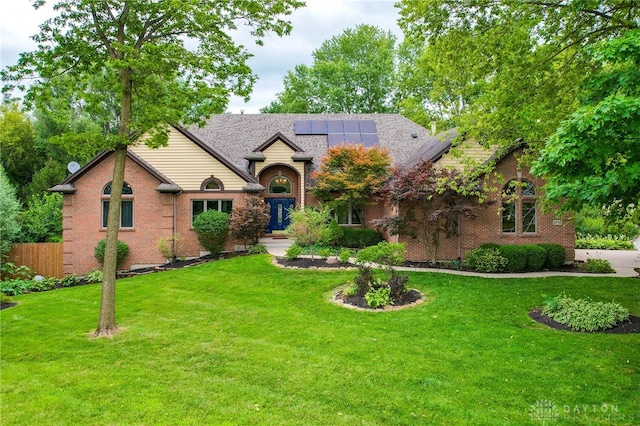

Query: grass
[[1, 255, 639, 425]]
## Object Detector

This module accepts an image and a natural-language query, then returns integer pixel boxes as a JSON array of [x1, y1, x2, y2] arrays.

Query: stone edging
[[330, 289, 425, 312]]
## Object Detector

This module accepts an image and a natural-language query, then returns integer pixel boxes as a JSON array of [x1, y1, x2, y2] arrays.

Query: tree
[[397, 0, 640, 148], [230, 195, 271, 250], [19, 192, 63, 243], [0, 103, 42, 201], [262, 24, 398, 113], [532, 30, 640, 218], [311, 145, 391, 225], [374, 159, 490, 264], [0, 166, 22, 260], [2, 0, 303, 337]]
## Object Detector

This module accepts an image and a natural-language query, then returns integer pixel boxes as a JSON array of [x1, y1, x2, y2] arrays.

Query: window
[[102, 182, 133, 228], [201, 177, 223, 191], [335, 204, 361, 225], [501, 179, 537, 234], [192, 199, 233, 223], [268, 175, 292, 194]]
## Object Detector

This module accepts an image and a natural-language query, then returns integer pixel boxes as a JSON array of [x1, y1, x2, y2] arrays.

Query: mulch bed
[[529, 309, 640, 334], [276, 257, 353, 269], [334, 289, 424, 310], [1, 302, 17, 310]]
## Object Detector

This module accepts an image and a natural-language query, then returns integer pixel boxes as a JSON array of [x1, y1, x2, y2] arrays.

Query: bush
[[338, 249, 353, 264], [84, 269, 104, 284], [522, 244, 547, 271], [192, 210, 230, 255], [537, 243, 566, 269], [0, 166, 21, 259], [286, 207, 330, 246], [94, 239, 130, 268], [542, 294, 629, 331], [285, 244, 303, 260], [336, 228, 384, 248], [318, 247, 332, 259], [1, 262, 33, 281], [582, 258, 615, 273], [576, 235, 635, 250], [157, 234, 183, 261], [464, 248, 508, 273], [229, 195, 271, 249], [59, 274, 79, 287], [30, 277, 58, 292], [353, 266, 375, 296], [388, 272, 409, 301], [498, 245, 528, 272], [247, 244, 268, 254], [364, 286, 391, 308], [478, 243, 501, 250], [323, 219, 344, 246], [342, 282, 358, 297], [0, 279, 32, 296], [355, 242, 406, 267]]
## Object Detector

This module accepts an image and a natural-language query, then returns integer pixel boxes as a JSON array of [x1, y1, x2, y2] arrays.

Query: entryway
[[265, 198, 295, 233]]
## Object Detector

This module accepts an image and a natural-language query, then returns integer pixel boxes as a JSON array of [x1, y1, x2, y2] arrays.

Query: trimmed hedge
[[335, 228, 384, 248], [537, 243, 567, 269], [94, 239, 130, 268], [522, 244, 547, 271], [463, 248, 508, 273], [498, 245, 528, 272]]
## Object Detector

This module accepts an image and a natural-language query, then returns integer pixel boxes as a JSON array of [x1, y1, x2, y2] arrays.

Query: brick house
[[51, 114, 574, 275]]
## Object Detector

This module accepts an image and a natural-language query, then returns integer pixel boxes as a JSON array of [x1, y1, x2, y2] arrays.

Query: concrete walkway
[[261, 237, 640, 278]]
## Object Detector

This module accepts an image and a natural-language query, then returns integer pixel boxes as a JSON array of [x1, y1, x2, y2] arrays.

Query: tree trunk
[[95, 67, 133, 337]]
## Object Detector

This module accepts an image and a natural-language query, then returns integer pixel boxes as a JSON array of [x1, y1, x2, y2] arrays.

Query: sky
[[0, 0, 402, 113]]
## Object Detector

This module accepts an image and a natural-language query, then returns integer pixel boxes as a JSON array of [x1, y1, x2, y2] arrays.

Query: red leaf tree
[[374, 159, 491, 263]]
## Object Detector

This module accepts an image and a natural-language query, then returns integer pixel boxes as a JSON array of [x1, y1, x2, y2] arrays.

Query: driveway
[[575, 248, 640, 277]]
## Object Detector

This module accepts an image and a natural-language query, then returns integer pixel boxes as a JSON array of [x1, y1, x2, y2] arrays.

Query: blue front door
[[266, 198, 295, 232]]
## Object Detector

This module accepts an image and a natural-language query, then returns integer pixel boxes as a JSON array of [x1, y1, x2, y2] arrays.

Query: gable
[[130, 126, 251, 191], [255, 139, 305, 178]]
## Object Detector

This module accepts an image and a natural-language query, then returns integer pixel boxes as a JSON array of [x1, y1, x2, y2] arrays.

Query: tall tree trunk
[[95, 67, 133, 337]]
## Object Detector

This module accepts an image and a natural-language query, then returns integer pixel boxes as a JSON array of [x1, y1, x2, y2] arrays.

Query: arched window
[[201, 177, 223, 191], [501, 179, 536, 234], [102, 182, 133, 228], [268, 175, 292, 194]]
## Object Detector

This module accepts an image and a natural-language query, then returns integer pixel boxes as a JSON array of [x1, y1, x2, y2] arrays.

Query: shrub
[[84, 269, 104, 284], [582, 258, 615, 273], [229, 195, 271, 249], [338, 249, 353, 264], [537, 243, 566, 269], [247, 244, 268, 254], [94, 239, 130, 268], [157, 234, 183, 261], [192, 210, 230, 255], [18, 192, 63, 243], [478, 243, 501, 250], [353, 266, 375, 296], [318, 247, 332, 259], [355, 242, 406, 268], [285, 244, 303, 260], [1, 262, 33, 281], [522, 244, 547, 271], [1, 292, 12, 304], [542, 294, 629, 331], [342, 282, 358, 297], [0, 166, 21, 259], [0, 279, 32, 296], [286, 207, 330, 246], [30, 277, 58, 292], [463, 248, 508, 273], [323, 219, 344, 246], [498, 245, 528, 272], [388, 272, 409, 301], [365, 286, 391, 308], [336, 228, 384, 248], [59, 274, 79, 288], [576, 235, 635, 250]]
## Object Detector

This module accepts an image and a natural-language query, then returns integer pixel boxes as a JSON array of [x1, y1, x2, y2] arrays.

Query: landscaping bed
[[529, 309, 640, 334]]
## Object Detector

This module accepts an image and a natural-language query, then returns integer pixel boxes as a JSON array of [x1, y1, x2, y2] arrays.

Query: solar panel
[[294, 119, 379, 147], [327, 120, 344, 133], [359, 120, 376, 133], [361, 133, 379, 147], [343, 121, 360, 133], [343, 133, 361, 144], [294, 120, 312, 134], [328, 133, 346, 146], [311, 120, 328, 134]]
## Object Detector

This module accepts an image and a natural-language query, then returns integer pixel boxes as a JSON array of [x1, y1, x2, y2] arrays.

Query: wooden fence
[[7, 243, 64, 279]]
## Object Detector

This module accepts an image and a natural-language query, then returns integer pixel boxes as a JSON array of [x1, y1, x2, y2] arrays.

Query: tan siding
[[437, 139, 495, 171], [256, 140, 307, 206], [131, 128, 247, 190]]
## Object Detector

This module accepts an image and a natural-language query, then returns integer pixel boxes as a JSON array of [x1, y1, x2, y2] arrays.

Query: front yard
[[1, 255, 638, 425]]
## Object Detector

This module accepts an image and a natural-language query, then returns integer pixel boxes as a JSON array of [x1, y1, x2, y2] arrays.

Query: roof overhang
[[49, 184, 76, 194]]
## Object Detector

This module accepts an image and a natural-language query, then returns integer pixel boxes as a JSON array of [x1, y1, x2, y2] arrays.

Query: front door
[[266, 198, 295, 233]]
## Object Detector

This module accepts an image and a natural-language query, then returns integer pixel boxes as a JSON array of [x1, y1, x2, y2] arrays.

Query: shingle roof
[[186, 114, 452, 170]]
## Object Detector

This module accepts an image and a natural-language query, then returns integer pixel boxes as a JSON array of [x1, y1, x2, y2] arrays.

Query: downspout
[[457, 214, 462, 261], [173, 191, 182, 260]]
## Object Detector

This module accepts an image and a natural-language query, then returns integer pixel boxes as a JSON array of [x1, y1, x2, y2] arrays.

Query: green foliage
[[478, 243, 501, 250], [262, 24, 398, 114], [364, 286, 391, 309], [537, 244, 567, 270], [229, 195, 271, 249], [318, 248, 332, 260], [25, 159, 69, 201], [0, 292, 11, 304], [94, 239, 130, 268], [355, 242, 406, 268], [497, 245, 528, 272], [463, 248, 508, 273], [335, 228, 384, 248], [522, 244, 547, 272], [576, 236, 635, 250], [1, 262, 33, 281], [582, 258, 616, 274], [247, 244, 268, 255], [0, 166, 22, 258], [338, 249, 353, 264], [341, 282, 358, 297], [157, 234, 183, 261], [353, 266, 375, 297], [542, 294, 630, 332], [18, 192, 63, 243], [388, 272, 409, 302], [192, 210, 230, 256], [0, 279, 33, 296], [59, 274, 79, 288], [285, 207, 330, 246], [84, 269, 104, 284], [575, 206, 639, 239], [323, 220, 344, 246], [30, 277, 58, 292], [285, 244, 303, 260]]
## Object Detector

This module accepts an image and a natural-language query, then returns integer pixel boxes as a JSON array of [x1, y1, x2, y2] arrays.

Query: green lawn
[[1, 255, 638, 425]]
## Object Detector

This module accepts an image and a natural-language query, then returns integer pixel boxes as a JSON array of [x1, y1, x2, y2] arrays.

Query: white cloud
[[1, 0, 401, 113]]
